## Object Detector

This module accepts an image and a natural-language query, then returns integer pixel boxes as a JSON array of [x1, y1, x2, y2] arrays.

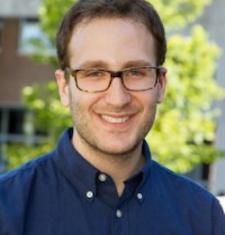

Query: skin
[[55, 18, 167, 195]]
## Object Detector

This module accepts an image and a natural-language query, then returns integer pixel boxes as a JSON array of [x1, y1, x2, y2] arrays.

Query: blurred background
[[0, 0, 224, 197]]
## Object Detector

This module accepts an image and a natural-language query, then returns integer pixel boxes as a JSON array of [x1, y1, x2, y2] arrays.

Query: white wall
[[0, 0, 40, 17], [198, 0, 225, 194]]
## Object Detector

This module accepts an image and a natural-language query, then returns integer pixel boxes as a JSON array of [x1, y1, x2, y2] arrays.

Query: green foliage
[[6, 0, 225, 172], [39, 0, 75, 42], [148, 25, 225, 172], [6, 82, 71, 169], [151, 0, 212, 29], [22, 82, 71, 140], [6, 143, 52, 170]]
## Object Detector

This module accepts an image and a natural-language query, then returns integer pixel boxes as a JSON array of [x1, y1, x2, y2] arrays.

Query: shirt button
[[86, 191, 94, 199], [98, 173, 107, 182], [137, 193, 143, 200], [116, 209, 122, 218]]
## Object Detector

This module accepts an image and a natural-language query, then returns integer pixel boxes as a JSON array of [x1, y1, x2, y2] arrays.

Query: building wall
[[0, 18, 53, 106], [0, 10, 53, 171]]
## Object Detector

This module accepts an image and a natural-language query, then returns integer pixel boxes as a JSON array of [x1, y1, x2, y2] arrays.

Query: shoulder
[[0, 151, 56, 233], [149, 161, 225, 231], [152, 160, 208, 189], [0, 151, 56, 201], [150, 160, 217, 207]]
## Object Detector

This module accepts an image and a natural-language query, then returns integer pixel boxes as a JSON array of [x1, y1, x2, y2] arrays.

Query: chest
[[17, 192, 209, 235]]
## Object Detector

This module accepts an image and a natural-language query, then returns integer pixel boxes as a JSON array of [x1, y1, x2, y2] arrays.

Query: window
[[0, 107, 46, 172], [0, 107, 26, 142], [8, 109, 25, 134], [18, 18, 55, 55]]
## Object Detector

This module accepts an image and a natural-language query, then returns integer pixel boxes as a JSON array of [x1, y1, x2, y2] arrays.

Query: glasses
[[65, 66, 164, 93]]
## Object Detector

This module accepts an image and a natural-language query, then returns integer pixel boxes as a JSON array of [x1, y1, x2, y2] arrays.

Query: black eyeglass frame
[[65, 66, 165, 93]]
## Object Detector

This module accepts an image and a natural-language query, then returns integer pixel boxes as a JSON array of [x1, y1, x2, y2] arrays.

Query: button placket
[[116, 209, 123, 218], [86, 190, 94, 200], [135, 190, 145, 204], [137, 193, 143, 200], [98, 173, 107, 182]]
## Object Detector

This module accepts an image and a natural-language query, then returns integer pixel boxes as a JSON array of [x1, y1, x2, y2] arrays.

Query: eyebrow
[[75, 60, 154, 70], [76, 60, 109, 69], [123, 60, 154, 68]]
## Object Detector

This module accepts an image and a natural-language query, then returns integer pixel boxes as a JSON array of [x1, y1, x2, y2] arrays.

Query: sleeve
[[212, 198, 225, 235], [0, 171, 33, 235], [0, 181, 15, 235]]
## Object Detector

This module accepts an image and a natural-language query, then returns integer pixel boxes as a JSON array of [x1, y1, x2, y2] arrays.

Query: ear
[[157, 68, 167, 103], [55, 69, 70, 107]]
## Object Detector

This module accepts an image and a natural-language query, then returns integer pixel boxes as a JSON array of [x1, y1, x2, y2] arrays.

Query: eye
[[127, 68, 146, 77], [85, 70, 106, 78]]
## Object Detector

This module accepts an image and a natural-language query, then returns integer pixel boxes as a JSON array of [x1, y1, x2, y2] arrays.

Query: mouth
[[101, 115, 130, 124]]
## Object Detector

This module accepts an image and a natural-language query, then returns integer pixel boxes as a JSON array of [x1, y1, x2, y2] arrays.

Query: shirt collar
[[124, 140, 152, 190], [53, 128, 98, 197], [53, 128, 152, 198]]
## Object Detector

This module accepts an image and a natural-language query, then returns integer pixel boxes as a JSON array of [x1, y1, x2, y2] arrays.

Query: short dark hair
[[56, 0, 167, 70]]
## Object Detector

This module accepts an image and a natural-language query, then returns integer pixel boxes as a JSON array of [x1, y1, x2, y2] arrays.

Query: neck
[[72, 132, 145, 196]]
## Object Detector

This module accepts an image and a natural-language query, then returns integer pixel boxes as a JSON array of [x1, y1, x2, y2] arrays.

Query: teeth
[[101, 115, 129, 124]]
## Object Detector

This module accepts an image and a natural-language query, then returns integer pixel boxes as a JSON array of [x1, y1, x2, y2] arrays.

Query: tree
[[6, 0, 225, 172]]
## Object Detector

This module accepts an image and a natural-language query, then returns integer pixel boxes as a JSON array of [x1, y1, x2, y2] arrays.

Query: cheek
[[68, 89, 99, 118], [68, 89, 81, 118], [68, 95, 88, 129], [139, 91, 158, 109], [139, 93, 158, 122]]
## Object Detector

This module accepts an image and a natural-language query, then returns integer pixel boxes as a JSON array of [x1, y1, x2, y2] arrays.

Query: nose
[[104, 77, 131, 108]]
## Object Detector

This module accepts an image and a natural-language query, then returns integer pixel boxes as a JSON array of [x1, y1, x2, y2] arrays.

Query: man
[[0, 0, 224, 234]]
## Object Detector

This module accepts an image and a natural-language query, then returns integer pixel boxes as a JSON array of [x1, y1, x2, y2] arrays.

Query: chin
[[96, 141, 141, 156]]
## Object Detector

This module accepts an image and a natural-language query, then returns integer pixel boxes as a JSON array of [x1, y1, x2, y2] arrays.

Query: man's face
[[56, 18, 166, 156]]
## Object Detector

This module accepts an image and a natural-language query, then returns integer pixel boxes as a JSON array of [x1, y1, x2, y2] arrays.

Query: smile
[[101, 115, 130, 124]]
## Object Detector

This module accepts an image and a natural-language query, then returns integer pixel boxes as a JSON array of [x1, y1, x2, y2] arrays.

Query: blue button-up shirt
[[0, 128, 225, 234]]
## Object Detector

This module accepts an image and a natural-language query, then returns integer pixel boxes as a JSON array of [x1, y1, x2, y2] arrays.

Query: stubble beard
[[71, 102, 156, 160]]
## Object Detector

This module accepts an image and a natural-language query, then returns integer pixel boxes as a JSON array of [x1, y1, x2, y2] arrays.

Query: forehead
[[68, 18, 156, 68]]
